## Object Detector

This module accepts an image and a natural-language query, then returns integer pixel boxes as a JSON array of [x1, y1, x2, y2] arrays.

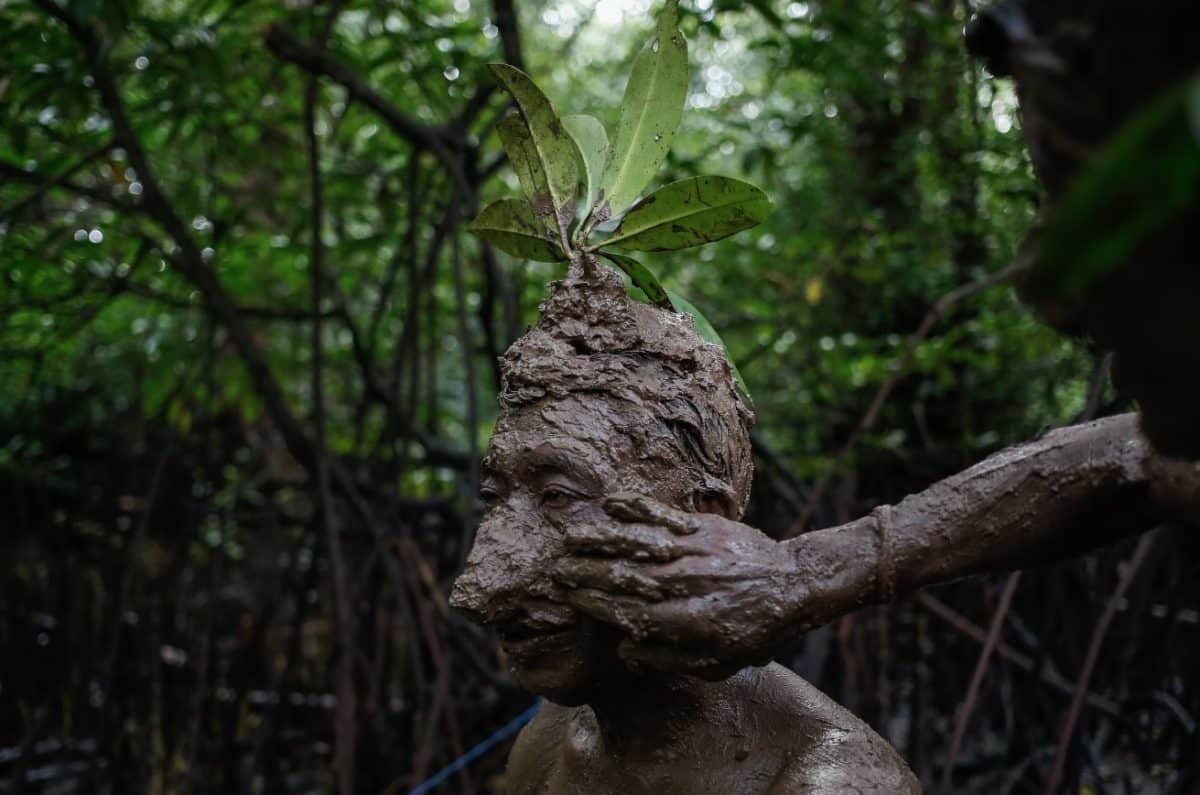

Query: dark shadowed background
[[2, 0, 1198, 792]]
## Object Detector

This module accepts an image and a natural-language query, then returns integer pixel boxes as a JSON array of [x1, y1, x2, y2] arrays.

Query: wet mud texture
[[967, 0, 1200, 458], [499, 258, 755, 517], [508, 664, 919, 795], [451, 261, 919, 792]]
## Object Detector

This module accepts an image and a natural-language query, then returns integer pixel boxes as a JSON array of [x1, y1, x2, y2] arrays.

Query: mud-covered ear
[[694, 489, 735, 519]]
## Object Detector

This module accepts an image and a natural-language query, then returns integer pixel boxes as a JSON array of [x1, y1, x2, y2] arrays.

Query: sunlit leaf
[[597, 0, 687, 219], [489, 63, 578, 235], [468, 198, 566, 262], [666, 290, 752, 406], [599, 251, 671, 308], [563, 114, 609, 219], [598, 176, 773, 251]]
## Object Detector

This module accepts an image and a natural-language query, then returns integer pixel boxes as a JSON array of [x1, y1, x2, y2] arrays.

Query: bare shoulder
[[750, 664, 921, 794], [504, 701, 571, 794]]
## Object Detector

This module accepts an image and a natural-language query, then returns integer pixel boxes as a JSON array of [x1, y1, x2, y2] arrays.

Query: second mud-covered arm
[[867, 412, 1176, 599], [554, 413, 1199, 676]]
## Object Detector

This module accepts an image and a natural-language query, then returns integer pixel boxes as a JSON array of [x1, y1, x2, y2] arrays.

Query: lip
[[499, 627, 577, 659]]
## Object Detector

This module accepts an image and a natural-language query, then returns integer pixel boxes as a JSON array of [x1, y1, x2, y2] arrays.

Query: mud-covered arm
[[555, 413, 1198, 676], [872, 413, 1176, 598]]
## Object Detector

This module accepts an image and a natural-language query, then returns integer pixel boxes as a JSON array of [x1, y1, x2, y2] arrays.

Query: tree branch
[[916, 592, 1122, 719], [0, 141, 116, 221], [33, 0, 467, 474], [305, 43, 358, 793], [1043, 533, 1156, 794], [786, 257, 1031, 537], [34, 0, 325, 473], [490, 0, 525, 70], [263, 24, 470, 194], [121, 278, 339, 321], [0, 157, 139, 215]]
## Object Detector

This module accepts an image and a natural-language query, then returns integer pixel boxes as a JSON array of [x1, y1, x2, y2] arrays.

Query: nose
[[450, 497, 563, 625]]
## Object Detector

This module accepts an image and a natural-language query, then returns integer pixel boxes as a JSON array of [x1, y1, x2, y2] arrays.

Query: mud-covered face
[[449, 393, 696, 704], [450, 263, 752, 703]]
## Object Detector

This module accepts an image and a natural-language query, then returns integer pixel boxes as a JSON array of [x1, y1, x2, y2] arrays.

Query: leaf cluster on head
[[467, 0, 767, 405]]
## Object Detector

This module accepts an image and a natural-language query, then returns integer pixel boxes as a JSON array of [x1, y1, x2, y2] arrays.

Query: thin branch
[[263, 25, 452, 153], [751, 431, 808, 517], [34, 0, 467, 476], [490, 0, 525, 70], [916, 593, 1123, 719], [0, 141, 116, 221], [366, 151, 427, 353], [0, 158, 139, 214], [1072, 352, 1113, 424], [305, 42, 358, 794], [938, 571, 1022, 794], [263, 24, 472, 196], [1043, 533, 1156, 794], [33, 0, 324, 474], [449, 198, 481, 567], [121, 277, 339, 321], [785, 258, 1030, 537]]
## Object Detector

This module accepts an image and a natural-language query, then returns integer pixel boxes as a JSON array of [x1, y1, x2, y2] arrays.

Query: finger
[[616, 638, 745, 681], [553, 558, 667, 601], [562, 522, 691, 561], [564, 588, 657, 639], [603, 492, 702, 535]]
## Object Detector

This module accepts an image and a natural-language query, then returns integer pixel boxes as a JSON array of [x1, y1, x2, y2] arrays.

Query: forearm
[[556, 415, 1192, 670], [784, 413, 1180, 621], [886, 413, 1162, 593]]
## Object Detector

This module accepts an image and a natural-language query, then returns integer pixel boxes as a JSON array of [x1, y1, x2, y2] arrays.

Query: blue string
[[408, 699, 543, 795]]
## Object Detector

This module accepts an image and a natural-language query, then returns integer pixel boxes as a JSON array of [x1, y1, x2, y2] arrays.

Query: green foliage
[[1029, 73, 1200, 300], [489, 63, 579, 237], [600, 250, 671, 308], [562, 114, 608, 218], [0, 0, 1089, 514], [497, 113, 558, 235], [475, 0, 770, 268], [469, 0, 773, 399], [598, 0, 688, 219], [472, 0, 772, 267], [468, 198, 567, 262], [599, 175, 773, 251]]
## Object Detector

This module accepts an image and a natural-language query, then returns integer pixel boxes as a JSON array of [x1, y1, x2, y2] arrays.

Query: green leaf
[[489, 64, 578, 236], [468, 198, 567, 262], [599, 251, 671, 308], [563, 114, 609, 218], [666, 290, 752, 406], [597, 0, 688, 219], [1030, 74, 1200, 300], [598, 176, 773, 252], [497, 113, 555, 234]]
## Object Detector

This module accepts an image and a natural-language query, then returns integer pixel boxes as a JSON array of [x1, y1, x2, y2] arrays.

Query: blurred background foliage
[[2, 0, 1196, 792]]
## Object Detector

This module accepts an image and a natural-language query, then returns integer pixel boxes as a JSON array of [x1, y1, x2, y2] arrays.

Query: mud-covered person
[[450, 262, 919, 794]]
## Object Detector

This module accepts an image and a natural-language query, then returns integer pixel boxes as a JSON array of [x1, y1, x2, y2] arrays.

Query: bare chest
[[537, 711, 791, 794]]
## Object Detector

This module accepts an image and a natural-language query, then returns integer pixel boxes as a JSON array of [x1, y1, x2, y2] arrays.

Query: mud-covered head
[[450, 262, 754, 704]]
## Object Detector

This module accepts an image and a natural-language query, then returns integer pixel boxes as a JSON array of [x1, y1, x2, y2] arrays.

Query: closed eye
[[540, 485, 584, 510]]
